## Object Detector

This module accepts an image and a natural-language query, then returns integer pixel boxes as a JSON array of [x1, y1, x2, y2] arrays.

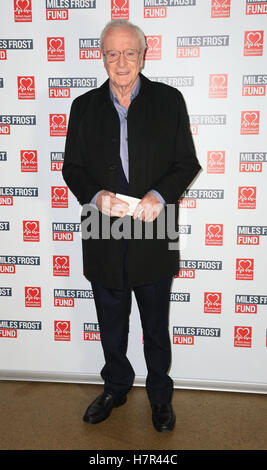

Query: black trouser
[[90, 161, 173, 405], [91, 239, 173, 404]]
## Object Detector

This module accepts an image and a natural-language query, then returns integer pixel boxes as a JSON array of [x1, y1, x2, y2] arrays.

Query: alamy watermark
[[80, 202, 180, 250]]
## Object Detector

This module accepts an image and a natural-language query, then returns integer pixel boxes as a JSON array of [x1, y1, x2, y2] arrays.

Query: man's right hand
[[96, 190, 129, 217]]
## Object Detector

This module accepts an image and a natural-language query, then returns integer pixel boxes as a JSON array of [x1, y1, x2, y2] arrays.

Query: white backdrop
[[0, 0, 267, 394]]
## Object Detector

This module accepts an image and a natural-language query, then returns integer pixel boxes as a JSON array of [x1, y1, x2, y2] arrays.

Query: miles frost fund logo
[[0, 115, 36, 135], [52, 222, 80, 241], [175, 259, 222, 279], [54, 288, 94, 307], [235, 294, 267, 314], [173, 326, 221, 345], [46, 0, 96, 20], [239, 151, 267, 173], [0, 255, 40, 274], [48, 77, 97, 98], [0, 186, 38, 206], [79, 38, 101, 60], [189, 114, 226, 135], [246, 0, 267, 15], [0, 39, 33, 60], [179, 188, 224, 208], [144, 0, 196, 19], [242, 74, 267, 97], [0, 320, 42, 339], [84, 323, 100, 341], [176, 34, 229, 58], [237, 225, 267, 245]]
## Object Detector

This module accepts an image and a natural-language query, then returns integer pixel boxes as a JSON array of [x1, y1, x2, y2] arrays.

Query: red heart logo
[[113, 0, 127, 9], [147, 37, 160, 50], [236, 327, 250, 339], [17, 0, 29, 10], [240, 188, 254, 200], [208, 225, 221, 236], [54, 187, 66, 198], [212, 76, 225, 88], [25, 221, 38, 232], [209, 152, 223, 163], [239, 260, 251, 271], [22, 151, 35, 162], [50, 39, 63, 51], [20, 77, 33, 90], [55, 256, 67, 267], [247, 32, 262, 46], [56, 321, 69, 333], [206, 294, 220, 305], [52, 115, 65, 127], [27, 288, 39, 298]]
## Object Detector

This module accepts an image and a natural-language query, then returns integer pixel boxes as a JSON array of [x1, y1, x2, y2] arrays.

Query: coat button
[[109, 164, 117, 170]]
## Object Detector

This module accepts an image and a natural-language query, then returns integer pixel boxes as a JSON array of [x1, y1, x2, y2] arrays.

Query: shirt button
[[109, 164, 117, 170]]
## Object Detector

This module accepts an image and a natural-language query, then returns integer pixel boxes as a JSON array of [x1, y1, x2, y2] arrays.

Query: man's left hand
[[133, 192, 163, 222]]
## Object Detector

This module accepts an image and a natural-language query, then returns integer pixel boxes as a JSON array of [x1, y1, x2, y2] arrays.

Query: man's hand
[[96, 190, 129, 217], [133, 192, 163, 222]]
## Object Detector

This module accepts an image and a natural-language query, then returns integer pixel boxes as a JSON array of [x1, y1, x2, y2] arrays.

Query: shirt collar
[[109, 75, 141, 105]]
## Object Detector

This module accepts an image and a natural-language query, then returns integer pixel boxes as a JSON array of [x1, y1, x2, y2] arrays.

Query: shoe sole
[[83, 395, 127, 424]]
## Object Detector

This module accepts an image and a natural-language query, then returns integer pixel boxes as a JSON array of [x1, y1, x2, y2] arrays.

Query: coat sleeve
[[151, 90, 201, 205], [62, 97, 102, 206]]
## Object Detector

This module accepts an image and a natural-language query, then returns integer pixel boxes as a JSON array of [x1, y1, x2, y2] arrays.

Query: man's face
[[103, 27, 144, 91]]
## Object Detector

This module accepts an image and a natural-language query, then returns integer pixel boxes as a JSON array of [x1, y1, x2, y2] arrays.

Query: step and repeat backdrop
[[0, 0, 266, 393]]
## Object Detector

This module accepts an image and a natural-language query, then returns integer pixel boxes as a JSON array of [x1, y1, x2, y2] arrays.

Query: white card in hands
[[115, 193, 141, 216]]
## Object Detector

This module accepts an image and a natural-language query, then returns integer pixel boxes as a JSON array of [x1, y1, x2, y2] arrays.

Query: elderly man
[[63, 19, 201, 432]]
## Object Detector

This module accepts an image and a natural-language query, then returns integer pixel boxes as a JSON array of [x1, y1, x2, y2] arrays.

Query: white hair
[[100, 19, 147, 51]]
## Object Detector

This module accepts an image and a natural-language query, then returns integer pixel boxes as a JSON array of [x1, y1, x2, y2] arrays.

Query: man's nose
[[117, 52, 127, 66]]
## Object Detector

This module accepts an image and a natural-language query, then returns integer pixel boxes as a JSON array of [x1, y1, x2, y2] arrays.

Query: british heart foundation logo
[[234, 326, 252, 348], [236, 258, 254, 280], [240, 111, 259, 135], [17, 76, 35, 99], [209, 74, 228, 98], [23, 220, 39, 242], [49, 114, 67, 136], [51, 186, 68, 208], [238, 186, 256, 209], [145, 36, 162, 60], [20, 150, 37, 172], [53, 256, 70, 276], [244, 31, 264, 56], [205, 224, 223, 246], [47, 37, 65, 61], [25, 286, 41, 307], [111, 0, 129, 20], [207, 151, 225, 173], [211, 0, 231, 18], [54, 320, 70, 341], [204, 292, 222, 314], [14, 0, 32, 22]]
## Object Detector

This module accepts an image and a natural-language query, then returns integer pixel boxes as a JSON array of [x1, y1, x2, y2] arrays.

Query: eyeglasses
[[103, 48, 141, 63]]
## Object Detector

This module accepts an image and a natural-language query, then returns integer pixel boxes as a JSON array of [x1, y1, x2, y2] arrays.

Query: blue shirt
[[90, 76, 165, 207]]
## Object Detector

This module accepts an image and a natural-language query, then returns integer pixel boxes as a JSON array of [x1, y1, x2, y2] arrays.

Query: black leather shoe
[[151, 403, 176, 432], [83, 392, 127, 424]]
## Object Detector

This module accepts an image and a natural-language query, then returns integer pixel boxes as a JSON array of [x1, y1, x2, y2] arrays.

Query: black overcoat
[[62, 73, 201, 289]]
